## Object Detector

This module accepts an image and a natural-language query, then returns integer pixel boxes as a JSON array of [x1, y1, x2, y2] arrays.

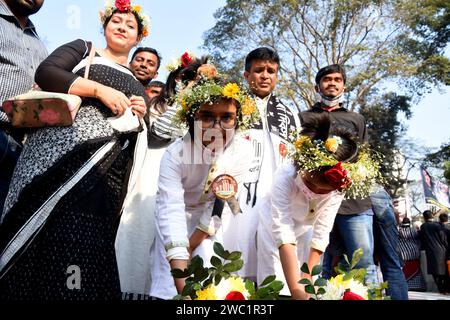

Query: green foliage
[[247, 276, 285, 300], [171, 242, 283, 300], [299, 247, 389, 300], [424, 141, 450, 185], [444, 161, 450, 185], [204, 0, 448, 112], [359, 92, 413, 197]]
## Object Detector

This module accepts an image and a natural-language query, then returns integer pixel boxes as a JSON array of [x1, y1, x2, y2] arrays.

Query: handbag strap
[[83, 43, 96, 79]]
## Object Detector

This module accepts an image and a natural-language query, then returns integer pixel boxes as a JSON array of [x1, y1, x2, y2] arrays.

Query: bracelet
[[93, 85, 98, 98]]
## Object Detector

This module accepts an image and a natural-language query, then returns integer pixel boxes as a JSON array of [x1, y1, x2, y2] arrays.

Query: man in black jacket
[[300, 64, 408, 299]]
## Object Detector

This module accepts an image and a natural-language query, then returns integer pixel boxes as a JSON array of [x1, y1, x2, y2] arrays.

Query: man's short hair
[[245, 47, 280, 72], [315, 64, 347, 85], [439, 213, 448, 223], [147, 80, 165, 88], [423, 210, 433, 220], [131, 47, 162, 70]]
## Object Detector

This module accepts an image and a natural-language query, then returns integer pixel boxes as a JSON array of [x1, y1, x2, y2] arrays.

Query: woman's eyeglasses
[[195, 114, 237, 130]]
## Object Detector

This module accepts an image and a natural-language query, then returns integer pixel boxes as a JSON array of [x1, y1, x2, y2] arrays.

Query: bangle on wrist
[[93, 85, 98, 98]]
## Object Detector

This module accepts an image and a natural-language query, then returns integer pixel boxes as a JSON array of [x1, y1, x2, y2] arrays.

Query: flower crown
[[173, 77, 260, 131], [100, 0, 151, 37], [290, 132, 382, 198], [165, 52, 196, 72]]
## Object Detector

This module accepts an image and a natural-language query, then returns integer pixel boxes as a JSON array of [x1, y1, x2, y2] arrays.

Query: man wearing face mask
[[0, 0, 47, 214], [299, 64, 408, 300]]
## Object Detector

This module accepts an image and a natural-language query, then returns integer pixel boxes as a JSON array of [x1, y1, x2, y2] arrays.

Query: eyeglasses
[[195, 114, 237, 130]]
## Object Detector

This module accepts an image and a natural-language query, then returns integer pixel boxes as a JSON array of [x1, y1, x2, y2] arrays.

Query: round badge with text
[[211, 174, 238, 200]]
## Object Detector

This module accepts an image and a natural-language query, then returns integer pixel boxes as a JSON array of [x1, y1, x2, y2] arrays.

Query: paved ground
[[408, 291, 450, 300]]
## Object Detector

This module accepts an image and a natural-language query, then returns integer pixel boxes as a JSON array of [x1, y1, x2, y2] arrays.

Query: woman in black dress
[[0, 1, 152, 300]]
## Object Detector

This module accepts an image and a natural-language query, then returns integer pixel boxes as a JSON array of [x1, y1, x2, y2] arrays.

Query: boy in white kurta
[[257, 114, 381, 299], [149, 75, 259, 299]]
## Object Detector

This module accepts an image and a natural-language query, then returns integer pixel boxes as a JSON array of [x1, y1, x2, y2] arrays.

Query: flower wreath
[[173, 77, 260, 131], [165, 52, 196, 72], [100, 0, 151, 37], [290, 132, 382, 198]]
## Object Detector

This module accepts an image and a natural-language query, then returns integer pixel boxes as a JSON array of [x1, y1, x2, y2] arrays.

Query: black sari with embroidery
[[0, 39, 147, 300]]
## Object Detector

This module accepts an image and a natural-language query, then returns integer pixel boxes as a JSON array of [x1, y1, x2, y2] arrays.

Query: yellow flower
[[241, 98, 255, 115], [181, 99, 188, 110], [132, 5, 141, 12], [324, 138, 339, 153], [228, 276, 247, 293], [294, 136, 310, 149], [222, 83, 240, 99], [195, 284, 217, 300]]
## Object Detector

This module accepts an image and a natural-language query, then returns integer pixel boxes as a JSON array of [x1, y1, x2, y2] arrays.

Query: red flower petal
[[343, 291, 365, 300], [225, 291, 246, 300]]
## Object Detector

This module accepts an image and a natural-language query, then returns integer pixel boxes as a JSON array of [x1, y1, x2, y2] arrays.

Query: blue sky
[[32, 0, 450, 152]]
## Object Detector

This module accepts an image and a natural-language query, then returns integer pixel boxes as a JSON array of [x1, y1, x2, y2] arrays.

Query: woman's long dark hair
[[151, 56, 211, 115]]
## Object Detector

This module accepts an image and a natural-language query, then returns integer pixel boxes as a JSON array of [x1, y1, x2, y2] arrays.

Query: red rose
[[2, 101, 13, 114], [39, 108, 60, 125], [343, 291, 365, 300], [324, 162, 350, 191], [115, 0, 131, 12], [225, 291, 246, 300], [181, 52, 193, 68], [279, 143, 287, 157]]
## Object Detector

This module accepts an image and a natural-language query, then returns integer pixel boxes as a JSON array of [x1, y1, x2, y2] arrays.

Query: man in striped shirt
[[0, 0, 47, 213]]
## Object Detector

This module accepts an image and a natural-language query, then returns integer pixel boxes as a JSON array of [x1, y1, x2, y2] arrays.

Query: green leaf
[[256, 286, 270, 298], [343, 273, 353, 282], [213, 242, 227, 259], [172, 294, 183, 300], [193, 268, 209, 282], [182, 282, 193, 297], [223, 259, 244, 273], [314, 277, 327, 287], [305, 285, 316, 295], [227, 251, 242, 261], [298, 278, 312, 285], [203, 278, 212, 288], [269, 280, 284, 292], [343, 254, 350, 268], [300, 263, 310, 274], [350, 248, 364, 269], [260, 275, 276, 286], [351, 269, 366, 283], [335, 264, 346, 275], [187, 255, 204, 274], [214, 273, 222, 285], [192, 283, 202, 291], [210, 256, 222, 268], [317, 287, 326, 295], [311, 265, 323, 276], [379, 281, 389, 290], [171, 268, 190, 278], [245, 279, 255, 294]]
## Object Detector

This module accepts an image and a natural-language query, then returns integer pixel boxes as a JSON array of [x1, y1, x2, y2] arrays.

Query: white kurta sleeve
[[156, 146, 189, 261], [310, 192, 344, 252], [271, 163, 298, 248]]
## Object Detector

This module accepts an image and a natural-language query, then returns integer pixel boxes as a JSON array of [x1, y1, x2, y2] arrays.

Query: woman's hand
[[97, 84, 131, 115], [130, 95, 147, 119]]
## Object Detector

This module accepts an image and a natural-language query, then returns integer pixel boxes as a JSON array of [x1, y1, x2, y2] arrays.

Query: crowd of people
[[0, 0, 448, 301]]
